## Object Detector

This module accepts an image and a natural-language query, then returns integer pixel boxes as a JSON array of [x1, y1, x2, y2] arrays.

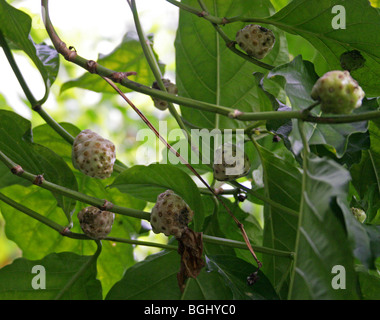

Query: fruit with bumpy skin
[[311, 70, 365, 114], [213, 143, 250, 181], [235, 24, 275, 59], [151, 78, 178, 110], [78, 206, 115, 239], [72, 129, 116, 179], [351, 207, 366, 223], [150, 190, 194, 238]]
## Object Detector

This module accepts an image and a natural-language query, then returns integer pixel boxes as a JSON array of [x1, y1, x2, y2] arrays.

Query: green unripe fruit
[[351, 208, 366, 223], [311, 70, 365, 114], [72, 129, 116, 179], [151, 79, 178, 110], [213, 143, 250, 181], [235, 24, 275, 60], [150, 190, 194, 238], [78, 206, 115, 239]]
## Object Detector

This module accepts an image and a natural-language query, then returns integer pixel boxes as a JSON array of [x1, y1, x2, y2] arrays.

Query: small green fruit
[[72, 129, 116, 179], [78, 206, 115, 239], [213, 143, 250, 181], [151, 79, 178, 110], [235, 24, 275, 59], [150, 190, 194, 238], [351, 208, 366, 223], [311, 70, 365, 114]]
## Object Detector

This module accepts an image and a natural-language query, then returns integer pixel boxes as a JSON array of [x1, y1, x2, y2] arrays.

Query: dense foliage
[[0, 0, 379, 300]]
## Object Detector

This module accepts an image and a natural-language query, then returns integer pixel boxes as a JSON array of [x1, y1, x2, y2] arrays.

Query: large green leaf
[[337, 197, 380, 270], [61, 32, 165, 94], [175, 0, 289, 129], [350, 119, 380, 222], [0, 252, 102, 300], [206, 254, 279, 300], [289, 154, 359, 299], [105, 250, 183, 300], [110, 163, 204, 232], [0, 0, 59, 100], [256, 144, 301, 298], [0, 110, 77, 220], [266, 0, 380, 96], [266, 56, 369, 157], [106, 250, 276, 300]]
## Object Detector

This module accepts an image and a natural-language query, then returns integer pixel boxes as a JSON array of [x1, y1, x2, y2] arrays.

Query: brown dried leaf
[[176, 228, 205, 292]]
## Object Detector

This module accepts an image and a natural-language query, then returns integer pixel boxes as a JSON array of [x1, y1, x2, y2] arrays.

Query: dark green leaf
[[0, 110, 77, 220], [110, 163, 204, 232], [206, 254, 279, 300], [267, 0, 380, 96], [257, 144, 301, 298], [0, 252, 102, 300], [105, 250, 182, 300], [289, 154, 359, 299], [356, 264, 380, 300], [175, 0, 289, 129]]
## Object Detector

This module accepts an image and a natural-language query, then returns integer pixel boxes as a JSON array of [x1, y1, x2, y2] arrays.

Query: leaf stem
[[202, 235, 294, 258], [128, 0, 193, 144], [41, 0, 380, 124], [0, 190, 293, 258], [0, 30, 37, 106], [0, 149, 150, 220], [0, 191, 64, 232], [287, 119, 309, 299]]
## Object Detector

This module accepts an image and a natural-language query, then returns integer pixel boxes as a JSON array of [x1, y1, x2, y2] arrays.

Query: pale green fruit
[[72, 129, 116, 179], [235, 24, 275, 59], [151, 79, 178, 110], [78, 206, 115, 239], [351, 207, 366, 223], [150, 190, 194, 238], [311, 70, 365, 114], [213, 143, 250, 181]]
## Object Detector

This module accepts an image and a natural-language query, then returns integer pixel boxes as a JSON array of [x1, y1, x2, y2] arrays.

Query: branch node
[[228, 109, 243, 119], [32, 104, 42, 112], [214, 187, 224, 195], [33, 174, 45, 186], [101, 200, 114, 211], [109, 71, 138, 83], [221, 17, 230, 25], [11, 165, 24, 176], [60, 227, 70, 236], [197, 10, 208, 17], [227, 40, 236, 48], [86, 60, 98, 74]]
